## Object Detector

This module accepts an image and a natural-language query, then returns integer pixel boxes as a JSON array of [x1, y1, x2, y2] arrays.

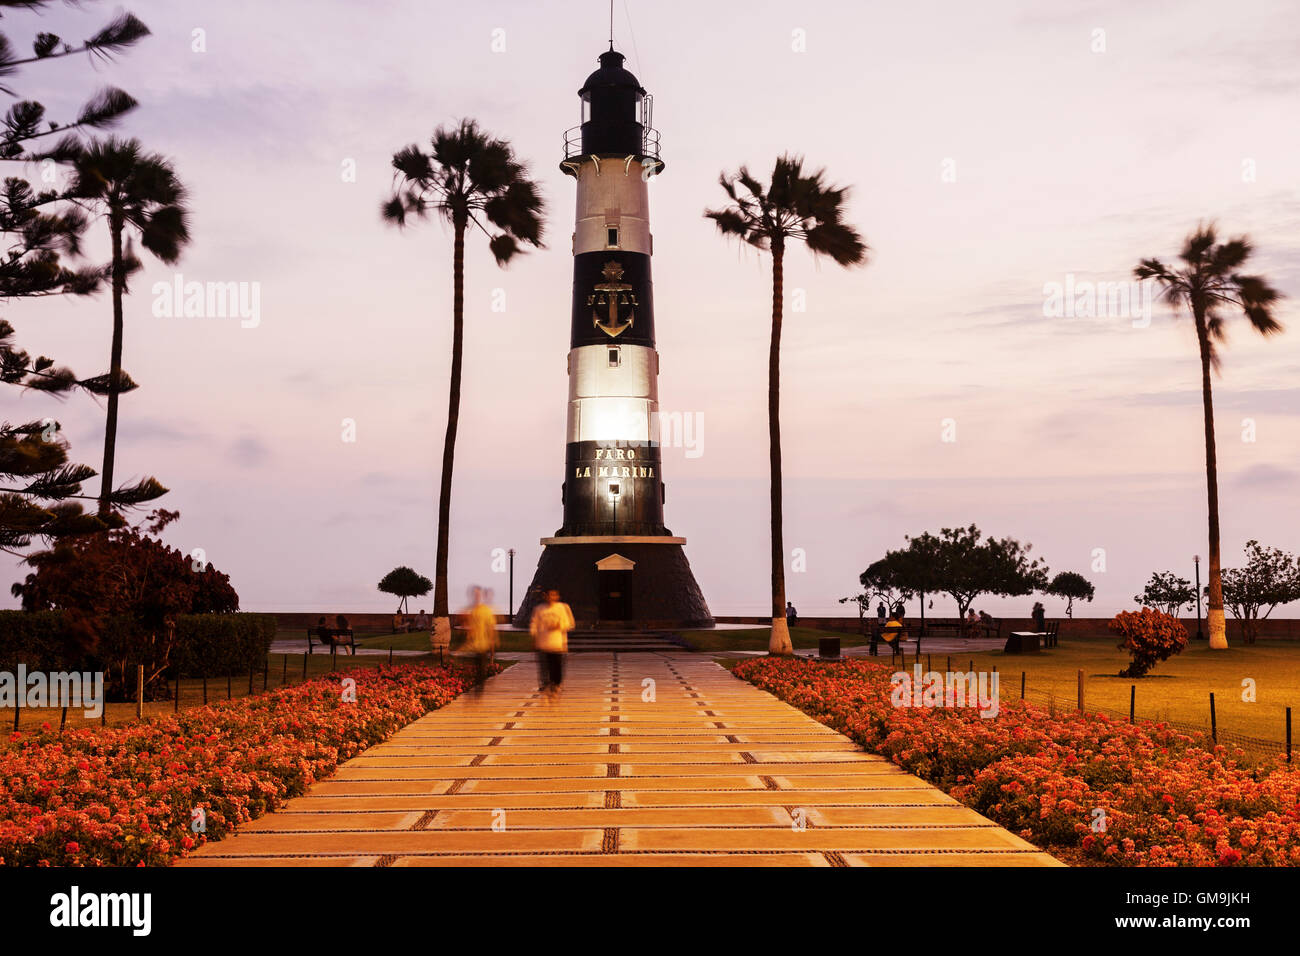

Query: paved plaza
[[181, 654, 1060, 867]]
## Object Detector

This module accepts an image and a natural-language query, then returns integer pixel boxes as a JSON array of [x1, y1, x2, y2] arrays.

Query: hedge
[[0, 611, 79, 673], [0, 610, 275, 680], [169, 614, 276, 678]]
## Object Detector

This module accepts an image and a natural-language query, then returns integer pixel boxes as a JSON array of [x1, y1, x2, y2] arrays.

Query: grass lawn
[[911, 638, 1299, 747], [679, 626, 867, 653], [353, 629, 538, 653]]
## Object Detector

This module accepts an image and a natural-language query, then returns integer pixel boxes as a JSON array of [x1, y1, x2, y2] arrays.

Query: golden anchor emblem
[[590, 260, 637, 338]]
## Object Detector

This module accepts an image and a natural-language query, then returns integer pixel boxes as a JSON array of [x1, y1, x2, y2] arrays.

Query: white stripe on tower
[[567, 158, 658, 447]]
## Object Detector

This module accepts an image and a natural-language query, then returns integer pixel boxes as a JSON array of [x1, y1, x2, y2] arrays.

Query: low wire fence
[[885, 647, 1294, 764]]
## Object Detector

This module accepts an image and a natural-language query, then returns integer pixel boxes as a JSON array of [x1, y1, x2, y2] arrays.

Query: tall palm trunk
[[430, 217, 466, 652], [1194, 304, 1227, 648], [768, 241, 792, 655], [98, 210, 125, 517]]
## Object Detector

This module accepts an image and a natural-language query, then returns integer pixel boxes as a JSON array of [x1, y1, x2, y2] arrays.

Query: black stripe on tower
[[561, 440, 667, 536], [571, 252, 655, 349]]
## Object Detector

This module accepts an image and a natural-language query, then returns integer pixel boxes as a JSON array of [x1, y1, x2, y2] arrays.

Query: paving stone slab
[[620, 826, 1035, 853], [389, 853, 829, 867], [841, 852, 1066, 867], [431, 807, 790, 829]]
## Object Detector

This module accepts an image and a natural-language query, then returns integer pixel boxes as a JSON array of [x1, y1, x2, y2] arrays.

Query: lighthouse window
[[607, 227, 619, 247], [607, 347, 621, 368]]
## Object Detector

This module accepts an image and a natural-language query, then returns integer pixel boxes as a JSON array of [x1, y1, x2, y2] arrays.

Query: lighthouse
[[514, 47, 712, 629]]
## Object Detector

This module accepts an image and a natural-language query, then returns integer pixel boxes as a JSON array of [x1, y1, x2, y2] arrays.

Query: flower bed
[[0, 661, 490, 866], [735, 657, 1300, 866]]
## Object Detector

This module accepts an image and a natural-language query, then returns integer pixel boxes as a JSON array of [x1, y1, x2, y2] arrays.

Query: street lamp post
[[1194, 555, 1203, 641], [508, 548, 515, 618], [609, 483, 620, 535]]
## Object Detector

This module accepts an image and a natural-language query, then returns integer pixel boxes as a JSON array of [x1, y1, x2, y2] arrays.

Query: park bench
[[307, 626, 356, 655]]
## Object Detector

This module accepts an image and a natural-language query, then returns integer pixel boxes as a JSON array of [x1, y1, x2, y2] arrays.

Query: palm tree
[[382, 119, 544, 650], [1135, 224, 1283, 648], [68, 137, 190, 516], [705, 156, 867, 655]]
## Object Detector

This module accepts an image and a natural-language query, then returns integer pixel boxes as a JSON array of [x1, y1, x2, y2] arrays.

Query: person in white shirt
[[529, 589, 575, 700]]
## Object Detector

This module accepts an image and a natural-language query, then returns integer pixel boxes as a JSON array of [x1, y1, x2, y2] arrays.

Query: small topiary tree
[[1046, 570, 1095, 618], [1111, 608, 1188, 677], [377, 566, 432, 614]]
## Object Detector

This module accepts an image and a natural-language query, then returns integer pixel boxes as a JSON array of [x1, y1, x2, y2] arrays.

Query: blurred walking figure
[[463, 586, 498, 695], [530, 588, 574, 701]]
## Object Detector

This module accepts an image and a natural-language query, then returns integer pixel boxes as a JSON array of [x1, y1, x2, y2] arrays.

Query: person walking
[[529, 588, 574, 701], [883, 615, 904, 661], [463, 586, 498, 696], [785, 601, 798, 627]]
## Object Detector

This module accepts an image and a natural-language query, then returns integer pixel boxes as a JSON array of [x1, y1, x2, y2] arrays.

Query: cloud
[[1130, 388, 1300, 415], [1234, 463, 1298, 489], [229, 435, 271, 467]]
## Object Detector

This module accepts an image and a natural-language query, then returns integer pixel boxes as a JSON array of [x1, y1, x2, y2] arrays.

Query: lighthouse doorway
[[594, 553, 636, 622], [597, 569, 631, 620]]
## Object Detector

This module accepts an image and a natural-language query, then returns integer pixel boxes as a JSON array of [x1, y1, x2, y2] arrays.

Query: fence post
[[1020, 672, 1025, 700], [1129, 685, 1135, 723], [1287, 707, 1292, 764], [263, 660, 268, 691], [389, 646, 394, 666], [12, 688, 18, 732], [248, 667, 254, 695], [1209, 692, 1217, 743], [136, 664, 144, 719], [282, 655, 288, 684], [302, 652, 308, 681], [946, 656, 951, 674], [226, 670, 232, 700], [1076, 669, 1084, 712], [202, 674, 208, 705], [174, 670, 180, 713], [59, 705, 68, 733], [331, 644, 337, 671]]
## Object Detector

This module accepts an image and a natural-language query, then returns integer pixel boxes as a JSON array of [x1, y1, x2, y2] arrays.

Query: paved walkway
[[180, 654, 1060, 867]]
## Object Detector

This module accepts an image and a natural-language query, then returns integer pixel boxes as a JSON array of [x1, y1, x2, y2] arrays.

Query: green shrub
[[169, 613, 276, 679], [0, 610, 81, 673], [0, 610, 275, 697]]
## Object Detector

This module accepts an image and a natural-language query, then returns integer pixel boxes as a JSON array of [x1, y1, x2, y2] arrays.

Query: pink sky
[[4, 0, 1299, 618]]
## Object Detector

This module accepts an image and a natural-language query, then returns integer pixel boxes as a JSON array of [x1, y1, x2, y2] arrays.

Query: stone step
[[566, 630, 684, 653]]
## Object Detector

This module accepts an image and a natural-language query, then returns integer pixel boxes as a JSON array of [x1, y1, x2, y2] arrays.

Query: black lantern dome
[[564, 49, 662, 170]]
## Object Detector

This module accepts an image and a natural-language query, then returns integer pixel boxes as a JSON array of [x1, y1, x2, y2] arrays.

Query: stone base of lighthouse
[[513, 536, 713, 630]]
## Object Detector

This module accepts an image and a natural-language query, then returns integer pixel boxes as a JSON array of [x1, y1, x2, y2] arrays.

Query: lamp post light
[[1194, 554, 1203, 641], [609, 483, 620, 535]]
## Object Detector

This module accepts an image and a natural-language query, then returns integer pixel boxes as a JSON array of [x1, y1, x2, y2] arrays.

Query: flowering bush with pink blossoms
[[0, 661, 490, 866], [735, 657, 1300, 866]]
